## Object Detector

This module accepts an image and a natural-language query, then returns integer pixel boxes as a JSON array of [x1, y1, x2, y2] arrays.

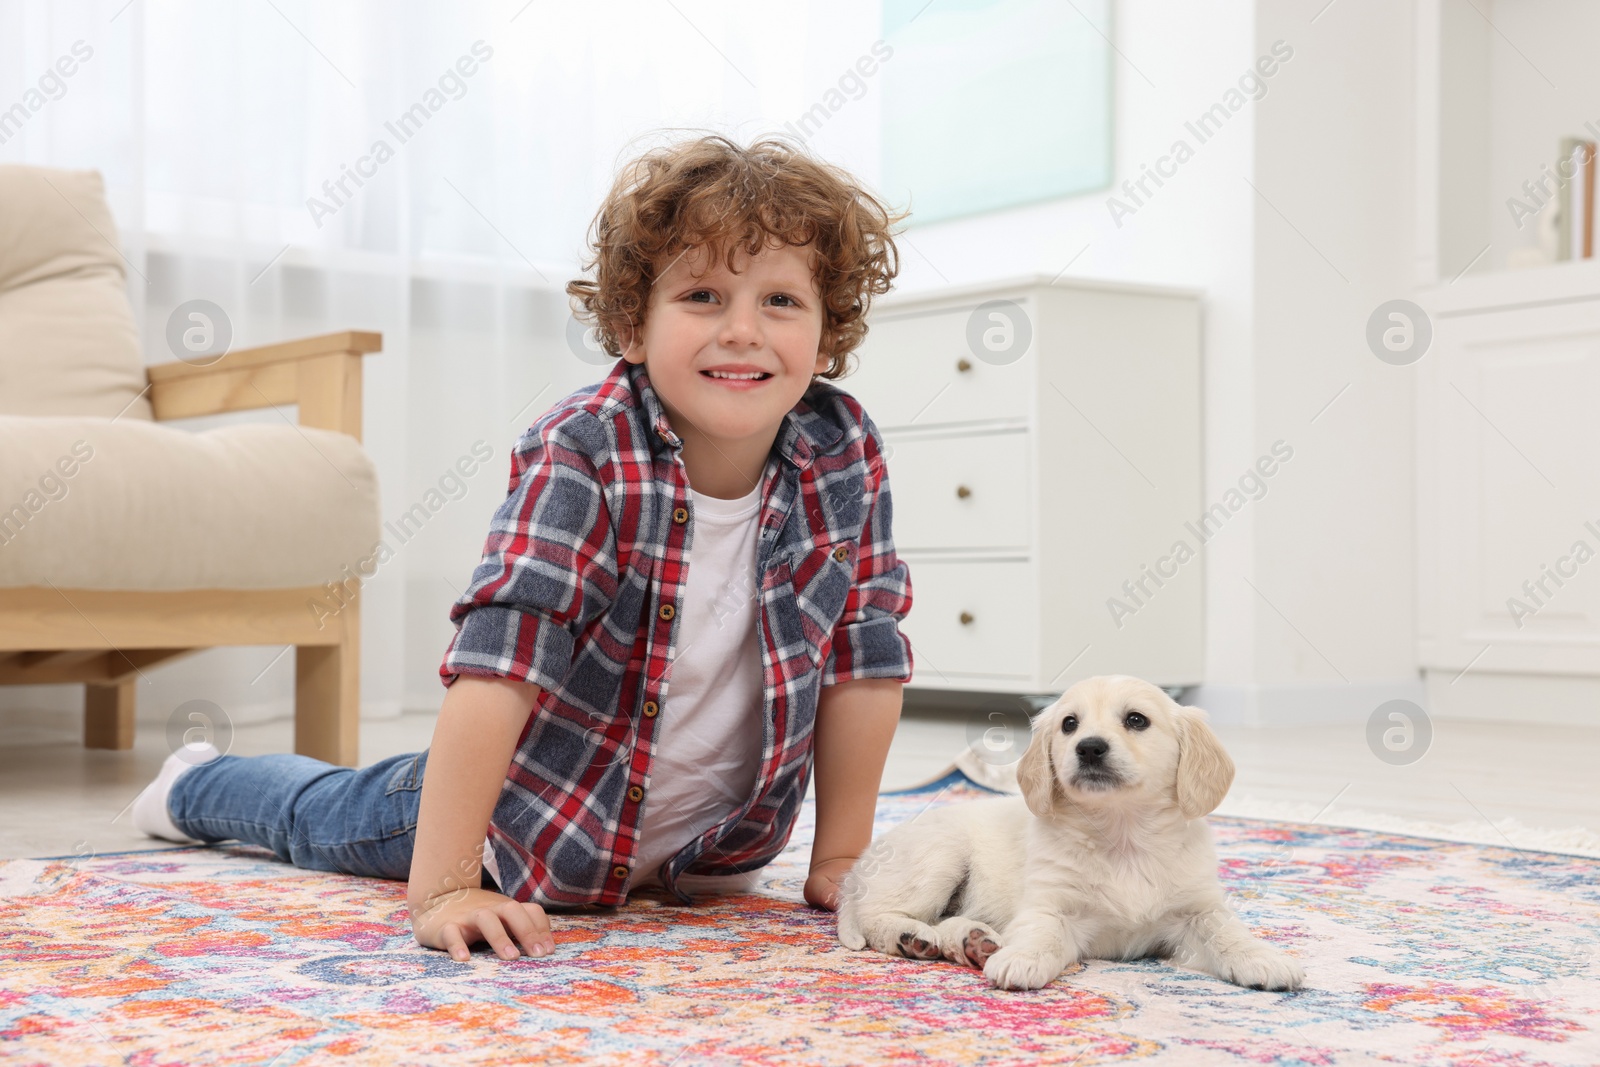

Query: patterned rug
[[3, 770, 1598, 1066]]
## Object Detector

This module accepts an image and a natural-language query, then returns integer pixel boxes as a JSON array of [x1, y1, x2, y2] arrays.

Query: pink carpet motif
[[3, 771, 1598, 1065]]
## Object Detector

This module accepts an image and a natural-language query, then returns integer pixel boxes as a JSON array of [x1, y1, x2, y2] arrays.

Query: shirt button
[[642, 701, 659, 717], [628, 785, 644, 802], [832, 545, 850, 562], [658, 604, 676, 621], [672, 506, 689, 524], [612, 865, 629, 879]]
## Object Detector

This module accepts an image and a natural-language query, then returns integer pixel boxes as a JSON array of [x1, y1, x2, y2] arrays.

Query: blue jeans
[[168, 749, 498, 891]]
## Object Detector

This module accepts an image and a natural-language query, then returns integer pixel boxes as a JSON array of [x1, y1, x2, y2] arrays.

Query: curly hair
[[566, 133, 906, 378]]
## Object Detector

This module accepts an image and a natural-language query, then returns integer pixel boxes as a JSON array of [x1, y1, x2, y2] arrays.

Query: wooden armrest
[[146, 330, 383, 440]]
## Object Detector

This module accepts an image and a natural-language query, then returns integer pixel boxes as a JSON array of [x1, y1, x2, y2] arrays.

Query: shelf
[[1420, 0, 1600, 285], [1418, 257, 1600, 315]]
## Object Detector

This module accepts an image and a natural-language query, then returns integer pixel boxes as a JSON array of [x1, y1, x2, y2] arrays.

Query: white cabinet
[[883, 430, 1031, 551], [1416, 262, 1600, 721], [841, 275, 1204, 695]]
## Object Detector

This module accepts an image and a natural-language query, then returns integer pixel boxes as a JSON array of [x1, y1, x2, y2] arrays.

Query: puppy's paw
[[932, 917, 1002, 968], [895, 929, 942, 960], [1215, 946, 1305, 991], [983, 944, 1065, 991], [961, 926, 1003, 969], [857, 916, 942, 960]]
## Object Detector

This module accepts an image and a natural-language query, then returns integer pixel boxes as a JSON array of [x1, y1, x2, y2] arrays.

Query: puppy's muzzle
[[1071, 735, 1122, 789]]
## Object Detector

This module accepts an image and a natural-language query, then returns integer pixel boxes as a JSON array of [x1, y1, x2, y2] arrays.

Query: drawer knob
[[955, 485, 972, 499], [956, 358, 973, 373], [959, 611, 975, 626]]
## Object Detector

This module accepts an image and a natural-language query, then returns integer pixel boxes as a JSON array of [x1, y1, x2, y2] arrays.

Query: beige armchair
[[0, 165, 381, 766]]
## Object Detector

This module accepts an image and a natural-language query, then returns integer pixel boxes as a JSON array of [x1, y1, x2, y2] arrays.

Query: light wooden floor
[[2, 702, 1597, 861]]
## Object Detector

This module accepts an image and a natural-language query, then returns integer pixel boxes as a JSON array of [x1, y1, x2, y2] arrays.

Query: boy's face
[[622, 239, 829, 450]]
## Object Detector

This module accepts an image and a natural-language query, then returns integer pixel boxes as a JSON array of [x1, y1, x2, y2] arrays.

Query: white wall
[[0, 0, 898, 732], [1240, 0, 1421, 721], [884, 0, 1261, 692], [887, 1, 1422, 722], [4, 0, 1426, 733]]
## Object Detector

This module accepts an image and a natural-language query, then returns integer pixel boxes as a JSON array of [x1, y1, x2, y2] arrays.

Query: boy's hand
[[804, 856, 857, 911], [411, 887, 554, 961]]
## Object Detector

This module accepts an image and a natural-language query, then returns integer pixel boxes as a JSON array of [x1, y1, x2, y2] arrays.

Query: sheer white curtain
[[1, 0, 887, 730]]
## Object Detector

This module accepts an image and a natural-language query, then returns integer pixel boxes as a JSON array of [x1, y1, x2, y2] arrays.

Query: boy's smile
[[622, 239, 829, 499]]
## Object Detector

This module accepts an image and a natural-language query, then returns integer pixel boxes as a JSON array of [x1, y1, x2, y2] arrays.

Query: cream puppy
[[837, 675, 1305, 992]]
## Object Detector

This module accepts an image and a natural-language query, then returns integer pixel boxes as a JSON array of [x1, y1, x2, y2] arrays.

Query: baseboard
[[406, 688, 445, 717], [362, 698, 405, 721], [1423, 669, 1600, 726], [0, 685, 79, 716], [1184, 679, 1430, 728], [0, 686, 405, 729], [174, 697, 405, 727], [137, 696, 404, 727]]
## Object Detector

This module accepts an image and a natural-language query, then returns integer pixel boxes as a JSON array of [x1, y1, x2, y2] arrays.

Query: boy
[[132, 133, 912, 964]]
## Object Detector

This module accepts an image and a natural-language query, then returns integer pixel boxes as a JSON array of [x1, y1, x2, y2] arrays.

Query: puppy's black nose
[[1076, 736, 1110, 763]]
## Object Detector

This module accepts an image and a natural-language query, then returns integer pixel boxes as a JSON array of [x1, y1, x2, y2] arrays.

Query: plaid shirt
[[438, 360, 912, 907]]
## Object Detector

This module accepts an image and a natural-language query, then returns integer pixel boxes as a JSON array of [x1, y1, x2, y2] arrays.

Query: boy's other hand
[[411, 887, 553, 961], [804, 856, 856, 911]]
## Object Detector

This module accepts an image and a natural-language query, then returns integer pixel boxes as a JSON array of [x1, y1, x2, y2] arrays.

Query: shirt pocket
[[765, 539, 857, 668]]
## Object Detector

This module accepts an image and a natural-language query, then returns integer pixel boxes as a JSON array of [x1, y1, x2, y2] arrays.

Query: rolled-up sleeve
[[439, 415, 618, 691], [821, 428, 913, 686]]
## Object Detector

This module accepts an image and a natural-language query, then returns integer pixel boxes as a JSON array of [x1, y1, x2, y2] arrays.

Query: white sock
[[131, 743, 221, 844]]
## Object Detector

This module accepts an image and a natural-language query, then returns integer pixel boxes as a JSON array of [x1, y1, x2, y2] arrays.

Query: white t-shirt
[[481, 481, 765, 896], [632, 482, 766, 893]]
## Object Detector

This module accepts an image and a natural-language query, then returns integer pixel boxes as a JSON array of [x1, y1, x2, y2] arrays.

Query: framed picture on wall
[[880, 0, 1114, 224]]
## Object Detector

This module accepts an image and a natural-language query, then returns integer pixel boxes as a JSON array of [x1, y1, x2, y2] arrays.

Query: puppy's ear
[[1016, 713, 1060, 817], [1173, 704, 1234, 819]]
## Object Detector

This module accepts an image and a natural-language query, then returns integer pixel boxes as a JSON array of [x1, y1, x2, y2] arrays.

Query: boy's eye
[[768, 293, 798, 308], [687, 290, 716, 303]]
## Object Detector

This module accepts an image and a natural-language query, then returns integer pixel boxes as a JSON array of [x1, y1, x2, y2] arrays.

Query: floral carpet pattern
[[3, 770, 1599, 1066]]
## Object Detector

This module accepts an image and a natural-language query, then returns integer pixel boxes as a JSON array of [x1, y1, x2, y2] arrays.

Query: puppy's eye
[[1060, 715, 1078, 734], [1124, 711, 1150, 730]]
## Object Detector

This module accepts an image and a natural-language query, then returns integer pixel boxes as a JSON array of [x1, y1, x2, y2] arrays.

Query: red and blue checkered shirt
[[438, 360, 913, 907]]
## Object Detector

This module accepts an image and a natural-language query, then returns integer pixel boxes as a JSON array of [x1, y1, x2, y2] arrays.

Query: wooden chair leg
[[295, 600, 360, 767], [85, 678, 137, 749]]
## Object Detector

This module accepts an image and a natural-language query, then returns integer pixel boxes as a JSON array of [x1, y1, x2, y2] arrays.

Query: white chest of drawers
[[841, 275, 1205, 695]]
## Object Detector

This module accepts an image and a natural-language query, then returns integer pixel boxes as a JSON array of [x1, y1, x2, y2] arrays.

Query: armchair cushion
[[0, 416, 379, 590], [0, 165, 153, 420]]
